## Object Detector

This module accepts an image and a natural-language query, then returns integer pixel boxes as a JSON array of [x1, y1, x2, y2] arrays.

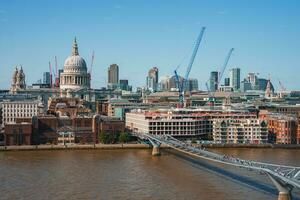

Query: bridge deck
[[141, 133, 300, 190]]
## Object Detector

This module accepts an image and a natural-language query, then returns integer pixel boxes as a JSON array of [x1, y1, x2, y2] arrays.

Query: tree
[[119, 132, 129, 143], [99, 132, 109, 144], [191, 138, 197, 144], [108, 133, 116, 144]]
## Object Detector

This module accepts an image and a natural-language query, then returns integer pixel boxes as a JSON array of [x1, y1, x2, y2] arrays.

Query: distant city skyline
[[0, 0, 300, 90]]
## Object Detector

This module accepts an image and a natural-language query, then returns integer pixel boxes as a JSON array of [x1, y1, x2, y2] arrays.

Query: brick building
[[265, 114, 298, 144], [47, 97, 92, 117], [4, 122, 32, 145], [298, 124, 300, 144], [4, 114, 125, 145]]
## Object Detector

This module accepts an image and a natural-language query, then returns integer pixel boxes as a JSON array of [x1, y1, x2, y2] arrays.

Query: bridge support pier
[[152, 146, 160, 156], [266, 173, 292, 200], [148, 139, 161, 156], [278, 192, 291, 200]]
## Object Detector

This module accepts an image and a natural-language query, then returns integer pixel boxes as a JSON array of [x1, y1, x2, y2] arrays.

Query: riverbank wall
[[201, 143, 300, 149], [0, 143, 158, 151], [0, 143, 299, 151]]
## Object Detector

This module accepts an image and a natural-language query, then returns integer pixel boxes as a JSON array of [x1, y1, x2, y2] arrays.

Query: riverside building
[[212, 118, 268, 144], [266, 114, 298, 144], [1, 100, 41, 127], [126, 109, 258, 139]]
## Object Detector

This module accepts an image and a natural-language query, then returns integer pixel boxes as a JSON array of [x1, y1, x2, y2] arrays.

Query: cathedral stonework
[[60, 38, 90, 90], [10, 66, 26, 93]]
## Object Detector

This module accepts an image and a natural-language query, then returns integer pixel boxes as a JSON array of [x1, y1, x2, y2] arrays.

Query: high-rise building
[[224, 78, 230, 86], [43, 72, 51, 85], [146, 67, 159, 92], [187, 78, 199, 91], [240, 79, 252, 92], [58, 69, 63, 77], [229, 68, 240, 91], [209, 71, 218, 92], [119, 79, 132, 91], [108, 64, 119, 90], [247, 73, 259, 90]]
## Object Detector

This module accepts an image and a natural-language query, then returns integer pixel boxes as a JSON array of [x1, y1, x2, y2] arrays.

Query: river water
[[0, 148, 299, 200]]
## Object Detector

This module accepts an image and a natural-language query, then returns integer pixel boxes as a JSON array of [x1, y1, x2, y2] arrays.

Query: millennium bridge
[[136, 132, 300, 200]]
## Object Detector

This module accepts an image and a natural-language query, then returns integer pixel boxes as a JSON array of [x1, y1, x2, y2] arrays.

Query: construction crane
[[278, 79, 286, 91], [217, 48, 234, 88], [89, 50, 95, 80], [278, 79, 287, 98], [208, 48, 234, 106], [174, 27, 206, 108]]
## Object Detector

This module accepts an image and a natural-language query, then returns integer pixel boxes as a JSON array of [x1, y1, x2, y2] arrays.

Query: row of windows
[[4, 113, 36, 118], [4, 105, 37, 108], [149, 127, 204, 130], [150, 131, 199, 135], [149, 121, 207, 126], [215, 136, 268, 139]]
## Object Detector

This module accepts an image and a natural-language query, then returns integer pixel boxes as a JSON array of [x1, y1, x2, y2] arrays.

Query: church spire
[[72, 37, 79, 56]]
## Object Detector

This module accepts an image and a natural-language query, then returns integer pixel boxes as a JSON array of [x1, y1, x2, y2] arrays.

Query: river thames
[[0, 148, 300, 200]]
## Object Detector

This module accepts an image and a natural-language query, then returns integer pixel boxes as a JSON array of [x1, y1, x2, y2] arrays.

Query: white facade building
[[1, 100, 40, 127], [126, 111, 208, 137], [213, 118, 268, 144]]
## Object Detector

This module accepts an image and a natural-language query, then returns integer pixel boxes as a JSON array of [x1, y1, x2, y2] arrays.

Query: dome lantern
[[72, 37, 79, 56]]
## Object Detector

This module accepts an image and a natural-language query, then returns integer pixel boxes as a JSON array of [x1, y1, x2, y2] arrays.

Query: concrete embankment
[[202, 143, 300, 149], [0, 144, 171, 151], [1, 143, 299, 151]]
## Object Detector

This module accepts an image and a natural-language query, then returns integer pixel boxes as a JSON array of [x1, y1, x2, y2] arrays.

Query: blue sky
[[0, 0, 299, 90]]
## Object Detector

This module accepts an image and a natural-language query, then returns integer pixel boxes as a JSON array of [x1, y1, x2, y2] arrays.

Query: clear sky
[[0, 0, 299, 90]]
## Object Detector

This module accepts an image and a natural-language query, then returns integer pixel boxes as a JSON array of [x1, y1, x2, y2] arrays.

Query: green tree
[[108, 133, 116, 144], [99, 132, 109, 144], [191, 138, 197, 144], [119, 132, 129, 143]]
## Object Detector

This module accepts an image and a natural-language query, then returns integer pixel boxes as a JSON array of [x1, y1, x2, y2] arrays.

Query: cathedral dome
[[63, 38, 87, 73], [64, 55, 87, 73], [60, 38, 90, 90]]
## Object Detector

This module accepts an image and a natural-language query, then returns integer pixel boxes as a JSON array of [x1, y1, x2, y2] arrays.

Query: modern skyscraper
[[108, 64, 119, 90], [187, 78, 199, 91], [120, 79, 132, 91], [146, 67, 159, 92], [240, 79, 252, 92], [229, 68, 241, 91], [247, 73, 259, 90], [224, 78, 230, 86], [43, 72, 51, 85], [209, 71, 218, 92]]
